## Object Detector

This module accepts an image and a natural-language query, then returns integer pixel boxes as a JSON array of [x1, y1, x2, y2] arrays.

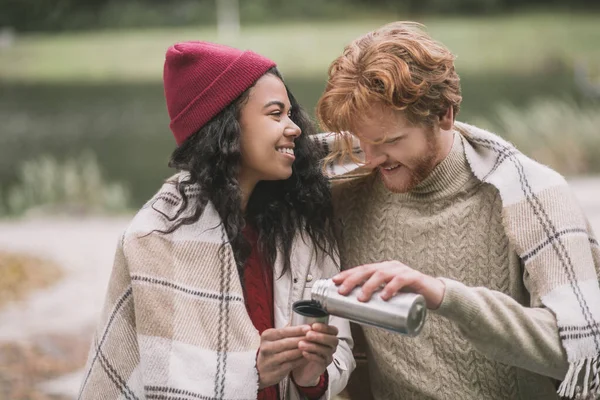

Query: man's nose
[[361, 143, 386, 168]]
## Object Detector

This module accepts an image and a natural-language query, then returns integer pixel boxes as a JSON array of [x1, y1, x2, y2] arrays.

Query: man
[[314, 22, 600, 400]]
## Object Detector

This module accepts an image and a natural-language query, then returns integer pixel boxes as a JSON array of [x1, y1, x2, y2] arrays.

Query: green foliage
[[98, 1, 215, 29], [0, 15, 598, 210], [0, 0, 379, 32], [2, 0, 599, 32], [0, 0, 109, 31], [476, 98, 600, 175], [3, 152, 131, 216], [0, 187, 5, 216], [353, 0, 599, 14], [2, 14, 599, 83]]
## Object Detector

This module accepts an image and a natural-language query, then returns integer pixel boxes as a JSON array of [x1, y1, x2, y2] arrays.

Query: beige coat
[[78, 175, 354, 400]]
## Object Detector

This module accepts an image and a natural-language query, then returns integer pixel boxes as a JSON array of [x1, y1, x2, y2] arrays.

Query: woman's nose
[[284, 120, 301, 138]]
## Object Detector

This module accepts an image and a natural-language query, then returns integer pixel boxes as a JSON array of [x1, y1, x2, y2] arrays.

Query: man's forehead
[[353, 109, 410, 140]]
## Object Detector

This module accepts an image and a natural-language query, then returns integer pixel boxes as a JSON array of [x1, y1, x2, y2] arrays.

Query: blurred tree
[[0, 0, 110, 31], [217, 0, 240, 40], [351, 0, 599, 14], [0, 0, 598, 32]]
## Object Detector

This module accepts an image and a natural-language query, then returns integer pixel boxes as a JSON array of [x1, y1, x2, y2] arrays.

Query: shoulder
[[456, 121, 570, 190], [123, 175, 180, 237], [331, 172, 373, 212], [122, 173, 215, 247], [331, 171, 372, 196]]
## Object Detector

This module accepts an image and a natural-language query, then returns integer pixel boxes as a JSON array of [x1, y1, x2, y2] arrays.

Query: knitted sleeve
[[434, 278, 569, 380]]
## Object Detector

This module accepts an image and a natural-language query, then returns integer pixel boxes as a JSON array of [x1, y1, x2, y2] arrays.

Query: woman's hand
[[291, 323, 339, 387], [257, 325, 310, 389]]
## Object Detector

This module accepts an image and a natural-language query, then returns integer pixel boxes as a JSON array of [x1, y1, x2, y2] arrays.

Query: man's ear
[[439, 107, 454, 131]]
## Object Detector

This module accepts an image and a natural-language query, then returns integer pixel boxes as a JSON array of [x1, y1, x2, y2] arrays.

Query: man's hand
[[332, 260, 446, 309], [292, 323, 339, 387], [257, 325, 311, 389]]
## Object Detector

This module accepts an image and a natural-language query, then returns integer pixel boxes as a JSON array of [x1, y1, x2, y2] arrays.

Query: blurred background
[[0, 0, 599, 398]]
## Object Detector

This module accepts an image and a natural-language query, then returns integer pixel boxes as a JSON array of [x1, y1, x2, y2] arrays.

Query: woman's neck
[[238, 173, 258, 213]]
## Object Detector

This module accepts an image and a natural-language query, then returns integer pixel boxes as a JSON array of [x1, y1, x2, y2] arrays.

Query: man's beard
[[380, 132, 441, 193]]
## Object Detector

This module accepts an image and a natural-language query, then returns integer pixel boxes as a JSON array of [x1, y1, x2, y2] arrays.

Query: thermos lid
[[292, 300, 329, 318], [406, 296, 427, 336]]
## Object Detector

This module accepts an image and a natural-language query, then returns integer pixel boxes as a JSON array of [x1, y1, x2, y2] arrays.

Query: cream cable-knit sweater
[[333, 132, 571, 399]]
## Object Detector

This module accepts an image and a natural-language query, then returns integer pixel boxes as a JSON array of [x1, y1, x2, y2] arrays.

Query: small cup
[[291, 300, 329, 326]]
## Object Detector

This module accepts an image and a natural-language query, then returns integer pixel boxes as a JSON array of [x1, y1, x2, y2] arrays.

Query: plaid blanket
[[78, 178, 353, 400], [313, 121, 600, 399]]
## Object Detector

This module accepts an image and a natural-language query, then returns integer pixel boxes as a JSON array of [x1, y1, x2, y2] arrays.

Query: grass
[[0, 251, 63, 308], [1, 12, 599, 83], [0, 330, 91, 400]]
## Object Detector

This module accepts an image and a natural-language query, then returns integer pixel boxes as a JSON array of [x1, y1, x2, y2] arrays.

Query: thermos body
[[310, 278, 427, 336]]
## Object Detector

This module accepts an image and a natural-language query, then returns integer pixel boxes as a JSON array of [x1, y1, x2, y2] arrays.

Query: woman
[[78, 42, 354, 399]]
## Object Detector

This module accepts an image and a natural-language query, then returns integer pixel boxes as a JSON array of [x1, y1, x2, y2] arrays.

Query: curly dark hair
[[161, 67, 338, 282]]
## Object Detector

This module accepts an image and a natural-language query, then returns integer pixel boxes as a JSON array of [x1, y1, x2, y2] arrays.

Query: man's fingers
[[336, 266, 375, 295], [261, 325, 310, 342], [332, 268, 353, 284], [334, 265, 371, 287], [380, 274, 411, 300], [358, 269, 393, 301], [381, 270, 423, 300], [335, 261, 424, 302]]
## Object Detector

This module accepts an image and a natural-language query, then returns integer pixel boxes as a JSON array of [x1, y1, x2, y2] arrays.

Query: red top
[[242, 225, 328, 400]]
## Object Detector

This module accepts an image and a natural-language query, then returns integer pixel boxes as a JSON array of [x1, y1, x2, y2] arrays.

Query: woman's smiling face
[[238, 73, 302, 186]]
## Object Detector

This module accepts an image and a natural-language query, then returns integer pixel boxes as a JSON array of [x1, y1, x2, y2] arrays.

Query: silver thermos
[[291, 299, 330, 326], [309, 278, 427, 336]]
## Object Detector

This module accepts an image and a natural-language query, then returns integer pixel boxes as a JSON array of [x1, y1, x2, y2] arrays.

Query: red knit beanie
[[163, 41, 277, 145]]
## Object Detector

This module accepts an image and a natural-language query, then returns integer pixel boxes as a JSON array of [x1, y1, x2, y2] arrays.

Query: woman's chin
[[261, 170, 293, 182]]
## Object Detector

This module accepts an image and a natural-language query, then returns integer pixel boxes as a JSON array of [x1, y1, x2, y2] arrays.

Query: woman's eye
[[270, 109, 291, 119]]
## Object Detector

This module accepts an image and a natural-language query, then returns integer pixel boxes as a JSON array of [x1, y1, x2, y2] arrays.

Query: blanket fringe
[[558, 356, 600, 399]]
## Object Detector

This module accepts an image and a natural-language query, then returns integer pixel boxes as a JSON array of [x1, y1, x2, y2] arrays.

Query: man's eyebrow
[[370, 133, 405, 142]]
